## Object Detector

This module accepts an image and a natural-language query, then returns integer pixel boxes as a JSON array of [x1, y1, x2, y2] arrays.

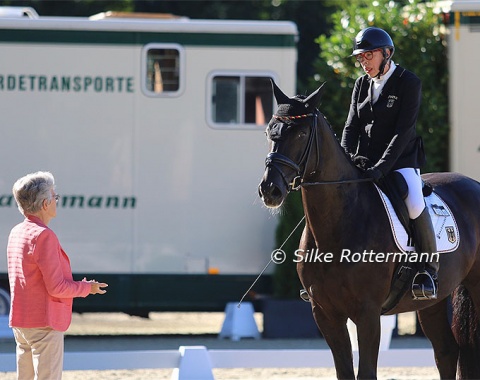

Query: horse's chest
[[303, 264, 386, 311]]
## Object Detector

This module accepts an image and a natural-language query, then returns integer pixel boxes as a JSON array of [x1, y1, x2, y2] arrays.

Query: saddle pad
[[375, 185, 460, 253]]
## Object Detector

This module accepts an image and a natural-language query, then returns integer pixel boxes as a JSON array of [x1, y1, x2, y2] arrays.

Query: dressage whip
[[237, 215, 306, 308]]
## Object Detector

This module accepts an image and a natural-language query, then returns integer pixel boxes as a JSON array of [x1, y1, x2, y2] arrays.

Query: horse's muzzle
[[258, 178, 286, 208]]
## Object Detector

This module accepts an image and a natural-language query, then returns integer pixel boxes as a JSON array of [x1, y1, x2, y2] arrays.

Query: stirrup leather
[[412, 270, 438, 300]]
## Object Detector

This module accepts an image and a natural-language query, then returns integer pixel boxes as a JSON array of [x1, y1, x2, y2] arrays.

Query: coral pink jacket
[[7, 215, 91, 332]]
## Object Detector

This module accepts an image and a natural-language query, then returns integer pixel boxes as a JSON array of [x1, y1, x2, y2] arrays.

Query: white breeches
[[395, 167, 425, 220]]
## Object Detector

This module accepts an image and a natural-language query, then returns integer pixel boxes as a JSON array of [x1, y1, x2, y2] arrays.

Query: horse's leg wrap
[[411, 207, 439, 300]]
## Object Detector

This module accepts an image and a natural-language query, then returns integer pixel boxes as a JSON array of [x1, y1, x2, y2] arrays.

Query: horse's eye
[[298, 130, 307, 138]]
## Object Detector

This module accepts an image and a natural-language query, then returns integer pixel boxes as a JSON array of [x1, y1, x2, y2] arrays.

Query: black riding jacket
[[341, 65, 425, 175]]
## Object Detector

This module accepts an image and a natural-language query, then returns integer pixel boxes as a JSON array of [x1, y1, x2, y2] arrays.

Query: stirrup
[[412, 270, 438, 300], [299, 289, 310, 302]]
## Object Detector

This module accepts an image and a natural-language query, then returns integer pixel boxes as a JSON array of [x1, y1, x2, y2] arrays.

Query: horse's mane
[[311, 106, 363, 171]]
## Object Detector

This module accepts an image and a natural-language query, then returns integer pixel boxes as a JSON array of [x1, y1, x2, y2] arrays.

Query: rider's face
[[355, 49, 389, 78]]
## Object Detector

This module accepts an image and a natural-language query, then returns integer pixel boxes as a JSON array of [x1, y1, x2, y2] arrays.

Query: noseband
[[265, 111, 319, 191], [265, 110, 372, 191]]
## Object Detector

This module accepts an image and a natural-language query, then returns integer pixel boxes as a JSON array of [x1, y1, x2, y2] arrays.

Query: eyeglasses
[[355, 49, 379, 62], [53, 194, 60, 203]]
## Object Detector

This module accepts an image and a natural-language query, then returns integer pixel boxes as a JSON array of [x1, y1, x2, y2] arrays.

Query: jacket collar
[[366, 65, 405, 104], [25, 214, 48, 228]]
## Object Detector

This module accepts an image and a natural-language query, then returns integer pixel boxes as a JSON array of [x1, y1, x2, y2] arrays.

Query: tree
[[271, 191, 305, 298]]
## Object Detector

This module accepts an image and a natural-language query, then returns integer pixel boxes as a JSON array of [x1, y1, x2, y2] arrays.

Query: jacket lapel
[[358, 76, 373, 110]]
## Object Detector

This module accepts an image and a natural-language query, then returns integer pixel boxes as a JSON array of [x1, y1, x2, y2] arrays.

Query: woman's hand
[[89, 281, 108, 295], [83, 278, 108, 295]]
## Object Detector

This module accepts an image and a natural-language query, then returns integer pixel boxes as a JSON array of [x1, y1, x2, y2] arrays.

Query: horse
[[258, 81, 480, 379]]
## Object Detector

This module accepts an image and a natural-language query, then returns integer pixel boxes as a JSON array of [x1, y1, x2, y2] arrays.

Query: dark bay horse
[[258, 82, 480, 379]]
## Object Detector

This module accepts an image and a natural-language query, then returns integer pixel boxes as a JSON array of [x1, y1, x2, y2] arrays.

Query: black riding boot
[[411, 207, 439, 300]]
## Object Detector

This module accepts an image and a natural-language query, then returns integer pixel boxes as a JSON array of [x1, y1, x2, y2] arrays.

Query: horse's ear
[[302, 82, 326, 109], [271, 79, 290, 105]]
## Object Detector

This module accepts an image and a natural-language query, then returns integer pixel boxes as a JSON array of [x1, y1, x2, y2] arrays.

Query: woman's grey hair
[[12, 171, 55, 215]]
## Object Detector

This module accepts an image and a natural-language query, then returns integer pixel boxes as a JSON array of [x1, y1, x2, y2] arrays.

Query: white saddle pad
[[375, 185, 460, 253]]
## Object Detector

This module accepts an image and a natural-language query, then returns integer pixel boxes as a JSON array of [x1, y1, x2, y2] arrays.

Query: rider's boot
[[411, 207, 439, 300]]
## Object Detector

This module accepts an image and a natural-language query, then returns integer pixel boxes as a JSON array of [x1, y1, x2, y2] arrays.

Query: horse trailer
[[449, 0, 480, 181], [0, 7, 297, 314]]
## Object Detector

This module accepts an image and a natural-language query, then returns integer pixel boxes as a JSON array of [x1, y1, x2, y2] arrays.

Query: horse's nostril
[[271, 185, 282, 200], [259, 181, 280, 198], [259, 179, 285, 207]]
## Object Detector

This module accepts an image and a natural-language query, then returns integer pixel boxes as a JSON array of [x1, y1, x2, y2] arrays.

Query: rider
[[341, 27, 438, 300]]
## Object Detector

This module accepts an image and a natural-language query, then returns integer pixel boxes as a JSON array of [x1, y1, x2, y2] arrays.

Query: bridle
[[265, 111, 319, 191], [265, 109, 372, 191]]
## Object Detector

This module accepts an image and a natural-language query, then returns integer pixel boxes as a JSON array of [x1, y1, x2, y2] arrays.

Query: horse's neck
[[309, 116, 359, 182], [301, 117, 374, 238]]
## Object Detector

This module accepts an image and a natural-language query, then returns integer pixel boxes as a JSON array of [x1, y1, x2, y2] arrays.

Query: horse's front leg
[[311, 303, 355, 379], [355, 313, 381, 380], [298, 225, 355, 378]]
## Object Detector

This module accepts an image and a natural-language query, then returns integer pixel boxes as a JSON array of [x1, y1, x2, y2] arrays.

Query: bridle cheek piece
[[264, 111, 319, 192]]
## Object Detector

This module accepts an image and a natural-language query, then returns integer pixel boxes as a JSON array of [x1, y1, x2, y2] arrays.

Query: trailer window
[[143, 44, 183, 96], [209, 75, 274, 129]]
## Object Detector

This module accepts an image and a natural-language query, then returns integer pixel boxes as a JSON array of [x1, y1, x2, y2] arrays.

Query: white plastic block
[[171, 346, 214, 380], [218, 302, 260, 341]]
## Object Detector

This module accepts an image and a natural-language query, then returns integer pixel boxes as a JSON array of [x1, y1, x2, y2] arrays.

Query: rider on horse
[[341, 27, 438, 300]]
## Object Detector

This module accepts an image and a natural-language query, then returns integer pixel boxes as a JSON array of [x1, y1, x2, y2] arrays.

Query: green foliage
[[312, 0, 449, 173], [272, 191, 305, 298]]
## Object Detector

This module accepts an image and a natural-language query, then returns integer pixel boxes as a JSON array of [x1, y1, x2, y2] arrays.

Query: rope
[[237, 215, 306, 308]]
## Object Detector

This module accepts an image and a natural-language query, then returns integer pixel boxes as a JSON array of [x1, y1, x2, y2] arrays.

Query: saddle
[[377, 174, 459, 313]]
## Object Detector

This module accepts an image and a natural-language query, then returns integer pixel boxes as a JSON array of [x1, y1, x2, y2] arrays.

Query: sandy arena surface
[[0, 311, 439, 379]]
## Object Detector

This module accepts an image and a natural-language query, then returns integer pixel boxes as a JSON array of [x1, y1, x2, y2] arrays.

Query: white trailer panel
[[449, 0, 480, 180], [0, 10, 297, 312]]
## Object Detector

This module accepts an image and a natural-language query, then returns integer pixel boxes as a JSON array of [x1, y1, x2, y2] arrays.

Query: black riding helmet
[[352, 27, 394, 78]]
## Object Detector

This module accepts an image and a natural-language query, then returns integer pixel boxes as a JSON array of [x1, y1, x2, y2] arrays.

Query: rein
[[300, 177, 373, 187], [266, 110, 373, 191]]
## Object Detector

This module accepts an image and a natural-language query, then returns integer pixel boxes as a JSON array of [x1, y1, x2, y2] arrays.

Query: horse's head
[[258, 81, 325, 208]]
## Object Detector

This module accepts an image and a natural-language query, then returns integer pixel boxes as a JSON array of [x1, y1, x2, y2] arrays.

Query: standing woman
[[341, 27, 438, 300], [7, 171, 108, 379]]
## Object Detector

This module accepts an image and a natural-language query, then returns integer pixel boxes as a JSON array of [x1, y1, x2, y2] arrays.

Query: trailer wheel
[[0, 288, 10, 315]]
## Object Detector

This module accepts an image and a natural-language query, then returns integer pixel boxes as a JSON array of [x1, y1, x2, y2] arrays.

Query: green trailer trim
[[71, 273, 273, 313], [450, 11, 480, 25], [0, 273, 273, 313], [0, 29, 296, 47]]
